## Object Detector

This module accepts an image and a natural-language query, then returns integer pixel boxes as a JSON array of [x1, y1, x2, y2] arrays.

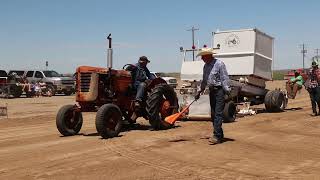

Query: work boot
[[208, 137, 223, 145], [311, 112, 318, 117], [311, 113, 318, 116]]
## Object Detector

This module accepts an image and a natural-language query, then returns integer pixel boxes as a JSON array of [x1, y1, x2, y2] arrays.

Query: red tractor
[[56, 34, 178, 138]]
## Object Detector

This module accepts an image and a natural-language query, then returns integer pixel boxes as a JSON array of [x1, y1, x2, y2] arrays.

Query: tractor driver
[[133, 56, 155, 108]]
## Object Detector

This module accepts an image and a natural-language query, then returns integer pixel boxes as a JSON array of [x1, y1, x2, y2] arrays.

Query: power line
[[187, 26, 199, 61]]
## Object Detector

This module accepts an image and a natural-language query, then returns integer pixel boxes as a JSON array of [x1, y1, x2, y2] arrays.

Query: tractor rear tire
[[264, 90, 274, 111], [56, 105, 83, 136], [223, 101, 237, 123], [146, 84, 178, 130], [95, 104, 122, 138], [264, 90, 285, 112]]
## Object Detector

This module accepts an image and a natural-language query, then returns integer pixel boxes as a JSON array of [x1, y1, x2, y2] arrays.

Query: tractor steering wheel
[[122, 64, 136, 71]]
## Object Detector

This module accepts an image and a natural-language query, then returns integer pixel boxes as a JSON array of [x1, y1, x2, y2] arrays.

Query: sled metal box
[[180, 28, 274, 81], [213, 28, 274, 80]]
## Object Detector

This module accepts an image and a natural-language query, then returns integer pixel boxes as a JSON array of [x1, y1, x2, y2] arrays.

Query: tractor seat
[[123, 64, 138, 96]]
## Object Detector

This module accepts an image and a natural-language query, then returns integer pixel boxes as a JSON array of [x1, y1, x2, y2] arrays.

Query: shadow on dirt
[[75, 123, 181, 138], [82, 133, 99, 137], [123, 124, 150, 131], [80, 133, 123, 138], [168, 138, 189, 143], [222, 137, 235, 142], [253, 107, 303, 114], [208, 137, 235, 145], [285, 107, 303, 111], [123, 123, 181, 132]]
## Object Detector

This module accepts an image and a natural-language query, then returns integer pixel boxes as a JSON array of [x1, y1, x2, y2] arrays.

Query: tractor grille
[[80, 72, 91, 92]]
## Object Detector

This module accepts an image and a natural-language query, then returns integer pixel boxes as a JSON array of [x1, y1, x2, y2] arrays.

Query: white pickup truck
[[8, 70, 75, 96], [150, 72, 177, 88]]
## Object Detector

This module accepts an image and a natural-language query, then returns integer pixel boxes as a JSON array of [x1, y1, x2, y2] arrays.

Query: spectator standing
[[305, 61, 320, 116]]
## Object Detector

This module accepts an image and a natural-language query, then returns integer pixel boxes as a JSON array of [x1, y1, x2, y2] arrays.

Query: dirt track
[[1, 80, 320, 179]]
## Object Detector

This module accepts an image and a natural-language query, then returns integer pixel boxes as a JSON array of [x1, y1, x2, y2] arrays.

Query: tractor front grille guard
[[80, 72, 92, 92]]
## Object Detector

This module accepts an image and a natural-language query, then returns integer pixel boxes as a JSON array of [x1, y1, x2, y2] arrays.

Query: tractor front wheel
[[56, 105, 83, 136], [95, 104, 123, 138]]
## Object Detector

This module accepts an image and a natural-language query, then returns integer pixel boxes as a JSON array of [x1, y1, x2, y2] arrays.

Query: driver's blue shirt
[[133, 63, 154, 88]]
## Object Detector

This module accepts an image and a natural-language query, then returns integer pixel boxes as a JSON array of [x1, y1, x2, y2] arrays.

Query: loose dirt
[[1, 81, 320, 179]]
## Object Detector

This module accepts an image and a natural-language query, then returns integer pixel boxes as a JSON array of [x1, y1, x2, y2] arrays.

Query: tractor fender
[[147, 78, 167, 91]]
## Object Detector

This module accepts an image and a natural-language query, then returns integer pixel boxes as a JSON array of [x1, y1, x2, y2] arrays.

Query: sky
[[0, 0, 320, 73]]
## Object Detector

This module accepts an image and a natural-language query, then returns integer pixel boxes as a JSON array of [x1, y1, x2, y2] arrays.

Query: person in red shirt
[[305, 61, 320, 116]]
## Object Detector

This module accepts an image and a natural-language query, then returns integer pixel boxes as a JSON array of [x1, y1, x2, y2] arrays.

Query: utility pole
[[314, 48, 320, 62], [187, 26, 199, 61], [45, 60, 48, 70], [300, 44, 307, 69], [315, 48, 320, 57]]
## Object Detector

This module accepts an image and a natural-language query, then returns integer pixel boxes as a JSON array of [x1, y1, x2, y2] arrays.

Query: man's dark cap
[[139, 56, 150, 63]]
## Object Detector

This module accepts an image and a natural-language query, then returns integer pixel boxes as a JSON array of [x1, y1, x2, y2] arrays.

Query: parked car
[[8, 70, 75, 96], [7, 70, 25, 77], [150, 72, 178, 88], [0, 70, 24, 98], [161, 77, 177, 88], [0, 70, 8, 96]]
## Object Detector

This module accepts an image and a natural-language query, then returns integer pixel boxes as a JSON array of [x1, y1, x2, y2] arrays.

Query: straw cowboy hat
[[196, 48, 216, 57], [312, 60, 318, 67]]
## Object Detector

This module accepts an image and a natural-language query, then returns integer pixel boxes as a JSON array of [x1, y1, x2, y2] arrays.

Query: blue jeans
[[309, 87, 320, 114], [209, 86, 225, 140], [135, 81, 146, 102]]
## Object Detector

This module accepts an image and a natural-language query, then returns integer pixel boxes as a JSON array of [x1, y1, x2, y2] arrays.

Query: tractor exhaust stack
[[107, 33, 113, 69]]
